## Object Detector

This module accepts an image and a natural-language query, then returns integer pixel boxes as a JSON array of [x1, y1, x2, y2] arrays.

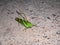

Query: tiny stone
[[7, 12, 9, 14], [0, 4, 2, 6], [30, 10, 33, 12], [43, 35, 47, 38], [47, 38, 50, 39], [31, 17, 36, 19], [26, 8, 29, 10], [10, 44, 13, 45], [6, 28, 10, 30], [10, 23, 12, 25], [57, 40, 60, 41], [41, 1, 44, 4], [51, 5, 54, 7], [52, 14, 56, 16], [11, 12, 14, 14], [56, 31, 60, 35], [24, 41, 26, 43], [47, 17, 50, 19], [42, 27, 45, 29], [57, 15, 59, 17], [0, 41, 2, 45], [37, 34, 40, 36], [37, 40, 39, 42], [38, 22, 40, 24], [10, 17, 13, 19], [58, 25, 60, 27], [10, 0, 13, 1], [51, 26, 54, 27]]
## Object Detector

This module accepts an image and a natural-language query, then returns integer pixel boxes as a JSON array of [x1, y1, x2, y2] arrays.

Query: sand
[[0, 0, 60, 45]]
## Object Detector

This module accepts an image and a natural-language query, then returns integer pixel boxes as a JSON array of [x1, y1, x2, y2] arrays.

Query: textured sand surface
[[0, 0, 60, 45]]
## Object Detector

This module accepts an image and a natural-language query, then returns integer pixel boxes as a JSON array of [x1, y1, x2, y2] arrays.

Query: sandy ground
[[0, 0, 60, 45]]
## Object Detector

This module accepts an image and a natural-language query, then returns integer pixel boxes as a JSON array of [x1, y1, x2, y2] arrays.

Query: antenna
[[19, 9, 27, 20]]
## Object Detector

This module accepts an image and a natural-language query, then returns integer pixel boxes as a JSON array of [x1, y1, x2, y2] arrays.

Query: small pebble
[[0, 4, 2, 6], [41, 1, 44, 4], [0, 41, 2, 45], [42, 27, 45, 29], [51, 26, 54, 27], [57, 40, 60, 41], [51, 5, 54, 7], [24, 41, 26, 43], [52, 14, 56, 16], [10, 0, 13, 1], [47, 38, 50, 39], [31, 17, 36, 19], [47, 17, 50, 19], [11, 12, 14, 14], [58, 25, 60, 27], [7, 12, 9, 14], [10, 23, 12, 25], [43, 35, 47, 38], [10, 44, 13, 45], [56, 31, 60, 35], [37, 40, 39, 42], [25, 8, 29, 10], [30, 10, 33, 12]]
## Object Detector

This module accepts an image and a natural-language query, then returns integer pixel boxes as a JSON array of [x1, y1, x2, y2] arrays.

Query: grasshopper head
[[15, 17, 22, 22], [15, 17, 19, 21]]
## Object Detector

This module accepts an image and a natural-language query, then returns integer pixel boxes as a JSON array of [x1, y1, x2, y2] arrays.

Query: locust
[[15, 17, 33, 28], [15, 9, 35, 28]]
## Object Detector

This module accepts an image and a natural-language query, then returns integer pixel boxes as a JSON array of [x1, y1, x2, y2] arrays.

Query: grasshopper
[[15, 17, 33, 28], [15, 9, 36, 29]]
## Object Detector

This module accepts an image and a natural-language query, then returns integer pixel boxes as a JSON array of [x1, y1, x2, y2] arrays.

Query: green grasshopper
[[15, 10, 35, 28], [15, 17, 33, 28]]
